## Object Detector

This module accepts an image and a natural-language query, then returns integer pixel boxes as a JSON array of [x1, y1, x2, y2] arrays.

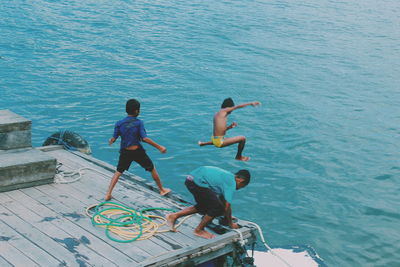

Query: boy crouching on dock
[[105, 99, 171, 200], [166, 166, 250, 239]]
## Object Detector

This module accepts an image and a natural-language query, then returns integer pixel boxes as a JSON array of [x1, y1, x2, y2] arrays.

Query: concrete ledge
[[0, 178, 54, 193], [0, 130, 31, 150], [0, 110, 31, 149], [0, 148, 56, 192]]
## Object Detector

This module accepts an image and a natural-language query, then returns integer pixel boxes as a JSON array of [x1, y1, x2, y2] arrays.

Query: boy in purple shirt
[[104, 99, 171, 200]]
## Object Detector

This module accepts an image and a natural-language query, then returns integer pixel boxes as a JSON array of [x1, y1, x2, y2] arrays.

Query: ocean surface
[[1, 0, 399, 266]]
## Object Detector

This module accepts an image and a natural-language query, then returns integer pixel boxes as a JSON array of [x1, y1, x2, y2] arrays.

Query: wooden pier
[[0, 145, 256, 266]]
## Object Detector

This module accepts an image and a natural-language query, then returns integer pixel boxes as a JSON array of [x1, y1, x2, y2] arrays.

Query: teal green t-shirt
[[191, 166, 236, 203]]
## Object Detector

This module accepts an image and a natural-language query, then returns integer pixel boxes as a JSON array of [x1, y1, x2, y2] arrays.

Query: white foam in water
[[248, 248, 319, 267]]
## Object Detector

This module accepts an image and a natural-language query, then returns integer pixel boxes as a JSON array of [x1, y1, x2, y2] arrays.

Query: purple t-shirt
[[113, 116, 147, 150]]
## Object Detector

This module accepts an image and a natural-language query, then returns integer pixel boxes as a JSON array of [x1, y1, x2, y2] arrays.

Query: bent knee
[[207, 206, 224, 217], [145, 163, 155, 172]]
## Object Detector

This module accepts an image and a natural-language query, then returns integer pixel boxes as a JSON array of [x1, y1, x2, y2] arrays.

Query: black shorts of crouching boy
[[117, 147, 154, 173], [185, 176, 224, 217]]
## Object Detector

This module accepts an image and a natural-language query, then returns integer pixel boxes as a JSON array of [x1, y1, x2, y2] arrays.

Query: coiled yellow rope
[[86, 202, 189, 243]]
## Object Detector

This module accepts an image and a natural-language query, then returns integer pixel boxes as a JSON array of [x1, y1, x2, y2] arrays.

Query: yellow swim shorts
[[211, 136, 224, 147]]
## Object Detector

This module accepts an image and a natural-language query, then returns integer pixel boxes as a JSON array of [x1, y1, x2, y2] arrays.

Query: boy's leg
[[194, 215, 216, 239], [220, 136, 249, 161], [105, 171, 122, 200], [107, 149, 134, 200], [151, 167, 171, 196], [166, 206, 198, 232], [166, 207, 217, 238], [134, 149, 171, 196], [198, 141, 213, 146], [167, 178, 219, 238], [186, 181, 222, 239]]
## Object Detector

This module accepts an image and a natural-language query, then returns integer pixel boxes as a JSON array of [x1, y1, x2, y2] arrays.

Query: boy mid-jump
[[199, 98, 260, 161], [105, 99, 171, 200]]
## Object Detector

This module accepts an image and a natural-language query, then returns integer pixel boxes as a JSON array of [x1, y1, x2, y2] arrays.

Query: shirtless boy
[[198, 98, 260, 161]]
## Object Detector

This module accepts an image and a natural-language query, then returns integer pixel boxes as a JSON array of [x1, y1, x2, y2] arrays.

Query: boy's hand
[[108, 137, 116, 145], [227, 122, 237, 130], [230, 223, 240, 229], [159, 146, 167, 154], [252, 101, 260, 107]]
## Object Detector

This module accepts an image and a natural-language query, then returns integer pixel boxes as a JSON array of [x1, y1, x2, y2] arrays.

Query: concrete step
[[0, 110, 31, 150], [0, 148, 56, 192]]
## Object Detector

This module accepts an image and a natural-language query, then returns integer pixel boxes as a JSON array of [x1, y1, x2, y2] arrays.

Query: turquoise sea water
[[1, 0, 399, 266]]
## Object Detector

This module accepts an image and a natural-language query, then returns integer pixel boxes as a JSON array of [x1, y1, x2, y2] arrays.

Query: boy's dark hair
[[235, 169, 251, 186], [126, 99, 140, 115], [221, 98, 235, 108]]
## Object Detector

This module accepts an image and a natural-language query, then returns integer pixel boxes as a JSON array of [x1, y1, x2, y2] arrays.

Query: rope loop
[[86, 202, 190, 243]]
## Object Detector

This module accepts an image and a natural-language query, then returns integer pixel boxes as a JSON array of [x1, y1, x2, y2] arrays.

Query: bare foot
[[194, 230, 215, 239], [166, 214, 177, 232], [198, 141, 213, 146], [104, 194, 113, 201], [160, 188, 171, 196], [235, 156, 250, 161]]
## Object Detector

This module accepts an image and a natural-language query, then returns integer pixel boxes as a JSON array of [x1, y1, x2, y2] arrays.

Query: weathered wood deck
[[0, 146, 256, 266]]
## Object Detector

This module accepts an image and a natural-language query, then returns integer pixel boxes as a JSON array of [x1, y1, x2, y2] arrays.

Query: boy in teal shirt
[[166, 166, 251, 239]]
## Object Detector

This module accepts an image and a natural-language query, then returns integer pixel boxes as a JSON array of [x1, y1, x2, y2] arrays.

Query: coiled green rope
[[86, 201, 180, 243]]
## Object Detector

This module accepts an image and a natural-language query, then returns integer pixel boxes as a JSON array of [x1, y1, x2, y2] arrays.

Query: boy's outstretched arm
[[225, 101, 260, 113], [224, 202, 239, 229], [143, 137, 167, 153]]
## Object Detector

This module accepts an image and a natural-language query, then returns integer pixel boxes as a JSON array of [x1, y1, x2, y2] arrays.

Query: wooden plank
[[20, 186, 152, 262], [62, 170, 202, 248], [0, 216, 61, 266], [113, 179, 223, 243], [139, 229, 255, 266], [0, 240, 39, 267], [20, 184, 151, 261], [114, 180, 205, 237], [65, 149, 148, 184], [43, 149, 257, 265], [51, 151, 218, 248], [0, 204, 83, 266], [5, 189, 139, 266], [0, 256, 12, 266], [36, 183, 172, 254], [49, 181, 191, 248], [49, 149, 210, 229], [50, 149, 189, 216], [50, 180, 183, 253], [0, 194, 114, 267], [67, 149, 197, 209], [53, 157, 202, 239], [50, 150, 169, 206]]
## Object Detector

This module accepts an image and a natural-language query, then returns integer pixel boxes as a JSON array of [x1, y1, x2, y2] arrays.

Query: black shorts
[[116, 148, 154, 173], [185, 177, 224, 217]]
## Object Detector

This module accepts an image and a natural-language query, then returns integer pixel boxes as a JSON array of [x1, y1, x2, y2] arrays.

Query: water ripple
[[1, 0, 400, 266]]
